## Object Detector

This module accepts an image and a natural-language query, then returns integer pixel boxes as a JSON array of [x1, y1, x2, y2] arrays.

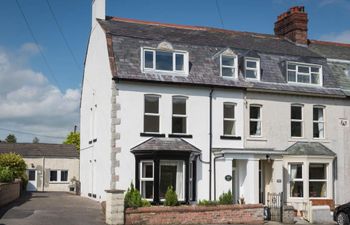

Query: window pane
[[290, 164, 302, 179], [250, 121, 261, 136], [288, 64, 296, 70], [311, 67, 320, 73], [145, 96, 159, 114], [159, 165, 177, 199], [173, 98, 186, 115], [28, 170, 35, 181], [224, 104, 235, 119], [291, 121, 302, 137], [156, 51, 173, 71], [246, 60, 257, 68], [141, 181, 153, 199], [175, 54, 184, 71], [290, 181, 303, 197], [246, 69, 257, 79], [313, 122, 324, 138], [297, 74, 310, 83], [313, 107, 323, 121], [222, 56, 234, 66], [142, 163, 153, 178], [144, 115, 159, 133], [309, 182, 327, 197], [309, 164, 326, 179], [50, 171, 57, 182], [298, 66, 309, 73], [222, 67, 234, 77], [291, 106, 302, 120], [172, 117, 186, 133], [144, 51, 153, 69], [311, 73, 320, 84], [224, 120, 235, 135], [288, 71, 296, 82], [61, 171, 68, 182], [250, 106, 260, 119]]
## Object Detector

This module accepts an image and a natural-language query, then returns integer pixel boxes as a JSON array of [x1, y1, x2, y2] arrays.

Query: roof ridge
[[105, 16, 282, 40], [310, 40, 350, 48]]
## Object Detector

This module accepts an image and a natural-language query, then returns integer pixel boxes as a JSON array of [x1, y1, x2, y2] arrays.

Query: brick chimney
[[274, 6, 308, 45]]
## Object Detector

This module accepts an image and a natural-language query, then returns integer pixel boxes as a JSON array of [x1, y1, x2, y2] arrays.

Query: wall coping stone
[[105, 189, 125, 194]]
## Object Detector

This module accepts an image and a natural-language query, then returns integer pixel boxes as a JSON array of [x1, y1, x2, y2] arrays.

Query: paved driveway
[[0, 192, 105, 225]]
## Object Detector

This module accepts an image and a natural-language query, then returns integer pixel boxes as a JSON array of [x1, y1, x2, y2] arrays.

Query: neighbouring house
[[0, 143, 79, 192], [80, 0, 350, 215]]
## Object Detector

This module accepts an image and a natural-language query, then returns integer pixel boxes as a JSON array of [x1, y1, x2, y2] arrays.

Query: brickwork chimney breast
[[274, 6, 308, 45]]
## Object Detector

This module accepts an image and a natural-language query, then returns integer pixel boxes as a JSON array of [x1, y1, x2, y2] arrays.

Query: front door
[[26, 169, 37, 191]]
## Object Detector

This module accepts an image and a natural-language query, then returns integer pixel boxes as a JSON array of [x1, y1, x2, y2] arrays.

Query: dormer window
[[287, 62, 322, 86], [220, 55, 238, 78], [244, 58, 260, 80], [142, 48, 188, 74]]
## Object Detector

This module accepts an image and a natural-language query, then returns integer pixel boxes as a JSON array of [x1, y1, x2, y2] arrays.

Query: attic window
[[287, 62, 322, 86], [142, 48, 188, 74], [220, 54, 238, 78], [244, 58, 260, 80]]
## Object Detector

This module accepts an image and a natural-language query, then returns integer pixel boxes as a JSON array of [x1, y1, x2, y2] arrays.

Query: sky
[[0, 0, 349, 143]]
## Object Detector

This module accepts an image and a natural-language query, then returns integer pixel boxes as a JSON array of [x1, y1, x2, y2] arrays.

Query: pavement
[[0, 192, 105, 225]]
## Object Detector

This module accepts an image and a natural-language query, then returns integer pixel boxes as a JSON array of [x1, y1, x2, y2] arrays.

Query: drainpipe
[[209, 88, 214, 201], [214, 154, 224, 201]]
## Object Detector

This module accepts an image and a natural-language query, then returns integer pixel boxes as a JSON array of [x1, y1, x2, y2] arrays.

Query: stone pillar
[[105, 190, 125, 225]]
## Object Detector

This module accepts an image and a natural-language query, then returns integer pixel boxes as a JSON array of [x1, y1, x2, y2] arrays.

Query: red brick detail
[[310, 199, 335, 211], [125, 204, 264, 225], [274, 6, 308, 45]]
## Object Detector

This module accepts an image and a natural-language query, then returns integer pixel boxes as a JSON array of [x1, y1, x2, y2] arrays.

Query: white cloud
[[0, 43, 80, 143], [320, 30, 350, 44]]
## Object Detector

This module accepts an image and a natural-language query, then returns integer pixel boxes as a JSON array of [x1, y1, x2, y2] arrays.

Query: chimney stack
[[92, 0, 105, 29], [274, 6, 308, 45]]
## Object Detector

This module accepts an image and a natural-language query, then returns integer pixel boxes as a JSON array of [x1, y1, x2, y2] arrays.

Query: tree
[[5, 134, 17, 143], [32, 137, 39, 143], [63, 132, 80, 151], [0, 153, 27, 178]]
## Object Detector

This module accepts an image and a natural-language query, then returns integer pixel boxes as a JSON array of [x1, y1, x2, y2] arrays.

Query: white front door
[[26, 169, 37, 191]]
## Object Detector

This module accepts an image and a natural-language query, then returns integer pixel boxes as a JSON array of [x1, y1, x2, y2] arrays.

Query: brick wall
[[125, 204, 264, 225], [0, 182, 20, 207]]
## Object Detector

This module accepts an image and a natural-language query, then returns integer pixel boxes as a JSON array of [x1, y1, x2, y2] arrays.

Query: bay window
[[250, 105, 262, 136], [291, 105, 303, 137], [287, 62, 322, 86], [313, 106, 325, 139], [144, 95, 160, 133], [309, 163, 327, 198], [140, 161, 154, 199], [172, 96, 187, 134], [289, 163, 303, 197], [159, 160, 185, 200], [223, 103, 236, 136]]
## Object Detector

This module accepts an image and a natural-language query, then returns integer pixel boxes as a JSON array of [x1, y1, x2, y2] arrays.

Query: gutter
[[209, 88, 214, 201]]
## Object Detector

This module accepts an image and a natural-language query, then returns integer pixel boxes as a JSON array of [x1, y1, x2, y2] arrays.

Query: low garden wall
[[125, 204, 264, 225], [0, 181, 20, 207]]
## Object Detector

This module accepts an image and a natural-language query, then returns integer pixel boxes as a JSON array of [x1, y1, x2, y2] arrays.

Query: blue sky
[[0, 0, 349, 143]]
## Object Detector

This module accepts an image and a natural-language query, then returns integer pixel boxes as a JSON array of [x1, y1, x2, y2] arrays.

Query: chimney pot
[[274, 6, 308, 45]]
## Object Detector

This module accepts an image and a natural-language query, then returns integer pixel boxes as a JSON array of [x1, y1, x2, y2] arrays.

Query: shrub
[[198, 199, 218, 206], [219, 190, 233, 205], [164, 186, 178, 206], [0, 166, 14, 183], [124, 182, 151, 208], [0, 153, 27, 178]]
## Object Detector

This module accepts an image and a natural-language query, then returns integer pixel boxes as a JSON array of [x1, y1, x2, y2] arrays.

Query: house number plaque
[[225, 175, 232, 181]]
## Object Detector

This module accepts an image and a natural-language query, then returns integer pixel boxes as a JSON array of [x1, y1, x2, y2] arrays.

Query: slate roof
[[285, 142, 336, 156], [98, 17, 350, 98], [309, 41, 350, 61], [0, 143, 79, 158], [131, 137, 201, 153]]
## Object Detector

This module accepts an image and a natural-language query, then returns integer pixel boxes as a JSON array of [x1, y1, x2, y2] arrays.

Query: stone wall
[[125, 204, 264, 225], [0, 182, 20, 207]]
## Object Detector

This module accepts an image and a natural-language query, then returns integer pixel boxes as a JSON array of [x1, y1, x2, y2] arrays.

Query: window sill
[[220, 135, 241, 140], [246, 137, 267, 142], [49, 182, 69, 184], [140, 133, 166, 137], [168, 134, 193, 138]]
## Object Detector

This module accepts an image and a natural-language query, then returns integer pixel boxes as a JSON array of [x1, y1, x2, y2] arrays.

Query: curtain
[[176, 161, 184, 199]]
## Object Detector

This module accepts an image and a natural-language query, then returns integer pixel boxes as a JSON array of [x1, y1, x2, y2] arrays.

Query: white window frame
[[313, 106, 326, 139], [172, 96, 188, 134], [249, 104, 262, 137], [223, 102, 236, 136], [220, 54, 238, 78], [291, 104, 304, 138], [159, 160, 186, 201], [143, 94, 161, 134], [141, 47, 189, 75], [49, 170, 69, 183], [289, 163, 304, 198], [244, 57, 260, 80], [287, 61, 323, 86], [309, 163, 328, 199], [140, 161, 154, 201]]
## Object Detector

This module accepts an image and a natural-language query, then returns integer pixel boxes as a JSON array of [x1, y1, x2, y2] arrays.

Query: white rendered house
[[80, 1, 350, 211]]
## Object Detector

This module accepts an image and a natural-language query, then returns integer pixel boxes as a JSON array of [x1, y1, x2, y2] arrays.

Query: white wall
[[80, 21, 113, 201]]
